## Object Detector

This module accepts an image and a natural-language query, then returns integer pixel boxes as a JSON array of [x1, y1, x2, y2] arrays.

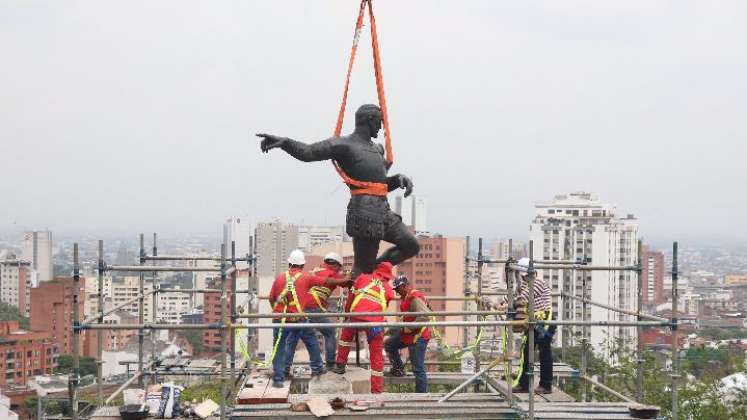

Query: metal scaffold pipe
[[582, 375, 636, 403], [235, 310, 507, 319], [82, 292, 154, 324], [219, 243, 228, 420], [636, 239, 644, 402], [105, 265, 225, 272], [527, 241, 536, 420], [96, 240, 104, 406], [155, 288, 221, 294], [70, 243, 80, 420], [509, 263, 637, 272], [104, 361, 156, 405], [142, 255, 253, 262], [671, 241, 680, 420], [151, 233, 158, 386], [230, 241, 237, 384], [138, 234, 145, 387], [561, 293, 668, 322], [79, 319, 668, 331], [505, 238, 515, 406]]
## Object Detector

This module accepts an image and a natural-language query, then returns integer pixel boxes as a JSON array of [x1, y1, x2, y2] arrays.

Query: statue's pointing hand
[[256, 133, 286, 153]]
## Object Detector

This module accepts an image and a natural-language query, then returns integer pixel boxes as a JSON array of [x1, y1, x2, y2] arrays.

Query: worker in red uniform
[[268, 249, 349, 388], [284, 252, 345, 372], [332, 261, 396, 393], [385, 275, 431, 392]]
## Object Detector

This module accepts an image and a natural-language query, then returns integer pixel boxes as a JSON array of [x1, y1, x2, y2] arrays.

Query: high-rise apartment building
[[22, 230, 53, 282], [641, 245, 664, 306], [297, 225, 347, 252], [255, 220, 298, 277], [30, 277, 86, 355], [223, 216, 254, 269], [0, 253, 35, 316], [529, 192, 639, 358], [394, 194, 428, 233], [395, 236, 465, 346]]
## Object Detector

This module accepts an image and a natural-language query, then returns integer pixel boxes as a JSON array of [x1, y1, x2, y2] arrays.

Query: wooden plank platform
[[237, 373, 290, 404]]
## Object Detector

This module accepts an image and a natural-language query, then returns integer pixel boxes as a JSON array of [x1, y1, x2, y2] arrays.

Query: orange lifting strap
[[333, 0, 392, 197]]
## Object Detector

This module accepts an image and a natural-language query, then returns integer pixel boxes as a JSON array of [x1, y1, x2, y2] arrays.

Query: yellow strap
[[278, 271, 304, 314], [350, 278, 386, 312], [310, 285, 332, 311]]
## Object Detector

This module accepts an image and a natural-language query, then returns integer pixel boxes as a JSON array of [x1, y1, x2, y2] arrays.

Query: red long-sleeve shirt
[[268, 267, 327, 314]]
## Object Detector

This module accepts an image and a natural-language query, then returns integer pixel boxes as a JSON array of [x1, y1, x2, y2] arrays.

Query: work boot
[[326, 362, 336, 370], [272, 380, 285, 388], [385, 368, 405, 377], [311, 368, 327, 378], [511, 385, 529, 393], [332, 363, 346, 375], [535, 385, 552, 394]]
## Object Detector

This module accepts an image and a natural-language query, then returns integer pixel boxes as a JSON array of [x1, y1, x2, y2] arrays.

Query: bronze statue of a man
[[256, 104, 419, 277]]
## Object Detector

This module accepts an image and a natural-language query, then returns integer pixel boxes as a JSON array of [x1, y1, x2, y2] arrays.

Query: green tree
[[0, 302, 29, 329], [557, 338, 747, 420], [56, 355, 98, 376], [182, 330, 204, 355]]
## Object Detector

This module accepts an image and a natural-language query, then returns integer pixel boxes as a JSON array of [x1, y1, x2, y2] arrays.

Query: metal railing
[[67, 235, 680, 420]]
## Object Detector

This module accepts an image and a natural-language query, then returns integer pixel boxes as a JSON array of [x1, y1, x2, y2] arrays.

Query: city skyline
[[1, 2, 745, 244]]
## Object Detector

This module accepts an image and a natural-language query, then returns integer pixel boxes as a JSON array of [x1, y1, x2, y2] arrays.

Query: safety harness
[[274, 271, 304, 314], [332, 0, 392, 197], [261, 271, 305, 366], [350, 277, 388, 312], [401, 289, 429, 343]]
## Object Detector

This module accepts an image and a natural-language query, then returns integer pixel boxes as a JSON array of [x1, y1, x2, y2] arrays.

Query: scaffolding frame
[[69, 235, 681, 420]]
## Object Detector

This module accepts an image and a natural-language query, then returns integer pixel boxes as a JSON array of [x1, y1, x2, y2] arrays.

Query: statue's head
[[355, 104, 382, 138]]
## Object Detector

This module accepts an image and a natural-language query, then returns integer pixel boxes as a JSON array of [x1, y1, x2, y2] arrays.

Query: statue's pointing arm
[[256, 133, 344, 162]]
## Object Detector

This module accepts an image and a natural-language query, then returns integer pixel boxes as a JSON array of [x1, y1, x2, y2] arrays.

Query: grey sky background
[[1, 0, 745, 244]]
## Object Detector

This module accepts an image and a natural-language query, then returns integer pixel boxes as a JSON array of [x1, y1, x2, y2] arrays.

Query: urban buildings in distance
[[529, 192, 639, 359]]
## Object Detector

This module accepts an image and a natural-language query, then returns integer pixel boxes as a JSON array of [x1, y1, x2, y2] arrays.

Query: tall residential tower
[[529, 192, 639, 358]]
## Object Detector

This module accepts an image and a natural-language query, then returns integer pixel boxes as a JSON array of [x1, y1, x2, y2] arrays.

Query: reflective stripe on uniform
[[309, 285, 332, 311], [370, 369, 384, 376], [350, 278, 386, 312], [339, 340, 354, 347]]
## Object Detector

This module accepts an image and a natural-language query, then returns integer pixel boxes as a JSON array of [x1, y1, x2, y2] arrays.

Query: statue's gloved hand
[[398, 175, 414, 197], [256, 133, 286, 153]]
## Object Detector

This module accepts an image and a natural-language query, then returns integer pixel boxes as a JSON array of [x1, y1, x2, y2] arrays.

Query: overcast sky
[[1, 0, 745, 245]]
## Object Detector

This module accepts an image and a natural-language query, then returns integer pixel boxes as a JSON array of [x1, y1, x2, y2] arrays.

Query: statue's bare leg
[[376, 212, 420, 267]]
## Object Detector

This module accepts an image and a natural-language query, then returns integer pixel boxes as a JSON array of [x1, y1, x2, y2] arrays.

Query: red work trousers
[[336, 327, 385, 393]]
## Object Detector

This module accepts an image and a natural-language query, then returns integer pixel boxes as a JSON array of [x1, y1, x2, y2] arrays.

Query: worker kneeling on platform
[[333, 262, 396, 393], [269, 249, 350, 388], [284, 252, 345, 372], [505, 258, 556, 394], [384, 275, 431, 393]]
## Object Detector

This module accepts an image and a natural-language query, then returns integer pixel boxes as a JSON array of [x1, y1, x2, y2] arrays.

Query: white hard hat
[[516, 257, 530, 272], [323, 252, 343, 265], [288, 249, 306, 265]]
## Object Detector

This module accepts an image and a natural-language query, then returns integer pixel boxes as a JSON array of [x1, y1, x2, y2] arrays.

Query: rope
[[333, 0, 393, 162]]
